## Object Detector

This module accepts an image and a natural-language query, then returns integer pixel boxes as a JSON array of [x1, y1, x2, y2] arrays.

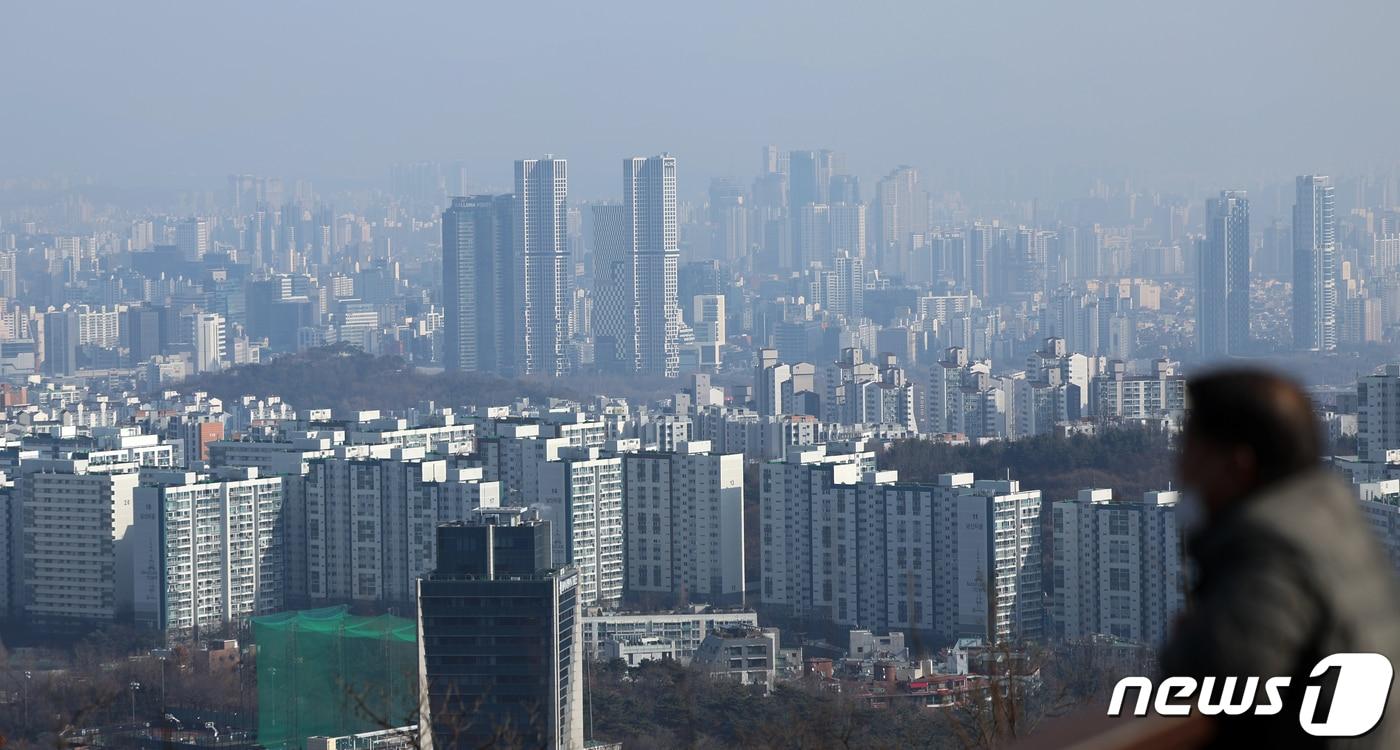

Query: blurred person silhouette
[[1161, 369, 1400, 748]]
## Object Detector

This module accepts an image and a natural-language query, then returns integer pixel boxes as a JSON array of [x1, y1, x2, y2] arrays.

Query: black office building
[[417, 509, 582, 750]]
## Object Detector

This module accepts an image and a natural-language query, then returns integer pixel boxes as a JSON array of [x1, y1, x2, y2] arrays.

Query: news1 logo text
[[1108, 653, 1394, 737]]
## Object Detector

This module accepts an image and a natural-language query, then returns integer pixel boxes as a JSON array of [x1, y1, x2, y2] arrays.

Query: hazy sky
[[4, 0, 1399, 200]]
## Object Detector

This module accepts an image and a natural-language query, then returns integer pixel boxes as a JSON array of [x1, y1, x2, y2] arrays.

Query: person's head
[[1179, 369, 1322, 516]]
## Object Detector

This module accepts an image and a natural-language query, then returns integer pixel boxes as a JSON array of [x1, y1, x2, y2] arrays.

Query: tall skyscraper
[[1358, 364, 1400, 462], [787, 150, 835, 269], [516, 158, 571, 377], [191, 312, 227, 373], [828, 202, 866, 259], [873, 166, 925, 276], [125, 306, 162, 363], [965, 221, 996, 300], [1292, 175, 1338, 351], [1198, 191, 1250, 357], [624, 155, 681, 378], [417, 510, 583, 750], [443, 195, 514, 373], [761, 144, 782, 176], [42, 308, 80, 376], [176, 217, 209, 262], [590, 204, 629, 372], [787, 150, 833, 209], [708, 178, 748, 266], [829, 174, 861, 205]]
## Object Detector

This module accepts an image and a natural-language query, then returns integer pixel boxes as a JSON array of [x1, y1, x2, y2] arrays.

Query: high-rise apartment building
[[1359, 364, 1400, 462], [516, 158, 572, 377], [760, 447, 1042, 643], [76, 305, 121, 348], [1292, 175, 1338, 351], [417, 510, 583, 750], [1051, 489, 1184, 645], [623, 442, 745, 605], [130, 468, 285, 633], [442, 195, 514, 373], [532, 446, 624, 607], [285, 447, 500, 608], [1197, 191, 1250, 357], [825, 252, 865, 320], [624, 156, 681, 377], [0, 250, 16, 298], [18, 458, 140, 627], [1089, 360, 1188, 424], [822, 349, 916, 431]]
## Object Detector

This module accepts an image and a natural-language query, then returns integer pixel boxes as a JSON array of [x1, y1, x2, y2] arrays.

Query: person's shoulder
[[1236, 468, 1391, 577], [1240, 468, 1354, 532]]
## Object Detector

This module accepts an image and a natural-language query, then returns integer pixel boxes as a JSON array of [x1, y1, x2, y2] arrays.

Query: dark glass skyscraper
[[1198, 190, 1250, 357], [42, 308, 79, 376], [442, 195, 515, 374], [417, 510, 582, 749]]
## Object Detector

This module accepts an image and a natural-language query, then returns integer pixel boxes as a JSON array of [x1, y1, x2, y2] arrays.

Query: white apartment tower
[[623, 442, 745, 605], [1052, 489, 1184, 645], [18, 459, 140, 627], [516, 157, 572, 377], [192, 312, 226, 373], [760, 448, 1042, 644], [130, 468, 286, 633], [532, 446, 625, 607], [625, 155, 681, 377]]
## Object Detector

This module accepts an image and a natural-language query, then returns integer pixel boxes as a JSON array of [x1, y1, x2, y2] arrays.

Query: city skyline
[[6, 3, 1400, 747]]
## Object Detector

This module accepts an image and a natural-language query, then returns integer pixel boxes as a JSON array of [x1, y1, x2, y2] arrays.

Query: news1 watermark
[[1108, 653, 1395, 737]]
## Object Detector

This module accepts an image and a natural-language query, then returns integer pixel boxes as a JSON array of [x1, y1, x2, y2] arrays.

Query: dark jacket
[[1160, 468, 1400, 748]]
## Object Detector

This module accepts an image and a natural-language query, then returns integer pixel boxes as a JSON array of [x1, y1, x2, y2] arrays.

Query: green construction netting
[[254, 606, 418, 749]]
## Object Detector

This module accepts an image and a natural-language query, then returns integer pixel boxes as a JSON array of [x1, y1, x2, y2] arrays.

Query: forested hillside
[[876, 427, 1177, 502], [175, 345, 679, 412]]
